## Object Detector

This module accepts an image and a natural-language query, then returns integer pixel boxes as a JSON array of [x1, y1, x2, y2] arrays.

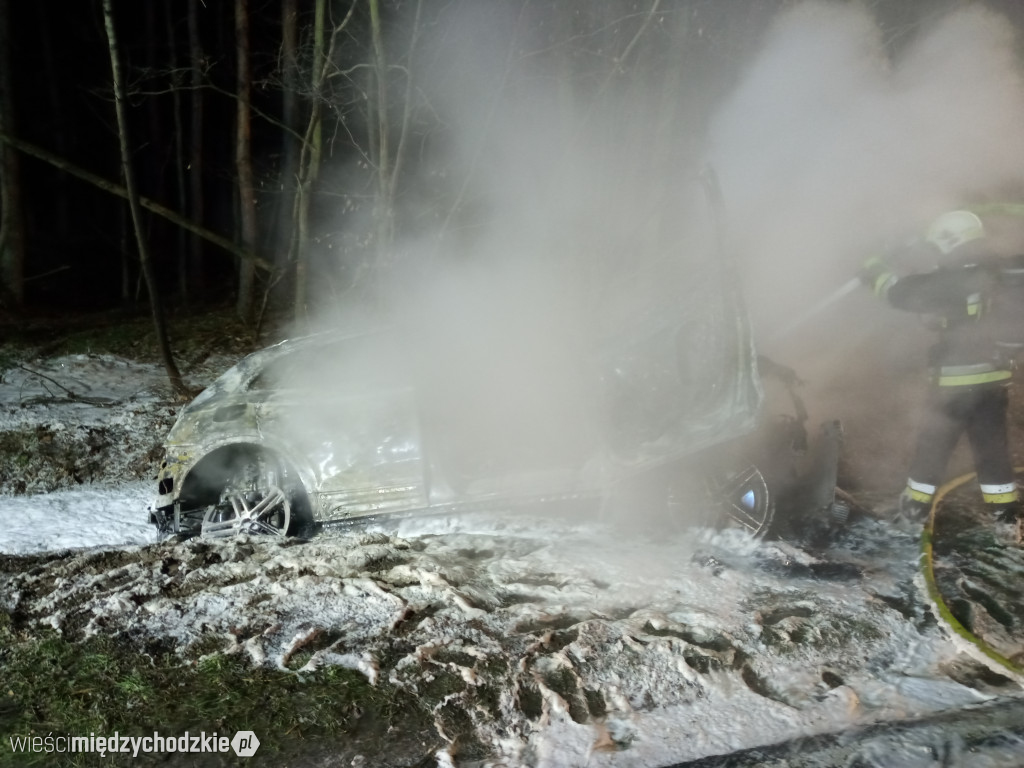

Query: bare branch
[[390, 0, 423, 194], [0, 133, 274, 273], [614, 0, 663, 72]]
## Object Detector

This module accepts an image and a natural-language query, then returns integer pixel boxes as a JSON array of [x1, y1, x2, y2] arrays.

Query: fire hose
[[920, 469, 1024, 679], [770, 276, 861, 342]]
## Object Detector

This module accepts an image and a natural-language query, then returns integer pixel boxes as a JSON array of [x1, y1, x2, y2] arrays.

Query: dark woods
[[0, 0, 787, 327], [1, 0, 1021, 331]]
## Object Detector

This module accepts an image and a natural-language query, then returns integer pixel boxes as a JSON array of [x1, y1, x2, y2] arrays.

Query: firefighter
[[860, 210, 1022, 530]]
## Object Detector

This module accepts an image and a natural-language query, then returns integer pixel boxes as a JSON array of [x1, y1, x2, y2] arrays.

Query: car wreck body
[[150, 173, 844, 541]]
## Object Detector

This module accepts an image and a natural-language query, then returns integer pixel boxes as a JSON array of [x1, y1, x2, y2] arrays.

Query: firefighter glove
[[859, 257, 896, 297]]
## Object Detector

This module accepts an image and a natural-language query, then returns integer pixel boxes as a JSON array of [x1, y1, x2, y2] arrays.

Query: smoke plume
[[708, 2, 1024, 347]]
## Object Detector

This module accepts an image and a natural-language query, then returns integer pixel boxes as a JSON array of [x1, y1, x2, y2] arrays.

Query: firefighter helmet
[[925, 210, 985, 255]]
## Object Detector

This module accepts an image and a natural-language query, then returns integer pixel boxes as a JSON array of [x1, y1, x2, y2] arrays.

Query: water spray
[[770, 276, 861, 342]]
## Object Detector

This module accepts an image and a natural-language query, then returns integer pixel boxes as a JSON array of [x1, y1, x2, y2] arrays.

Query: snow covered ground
[[4, 485, 1024, 766], [0, 482, 154, 553], [2, 354, 1024, 766], [0, 353, 176, 541], [0, 353, 194, 496]]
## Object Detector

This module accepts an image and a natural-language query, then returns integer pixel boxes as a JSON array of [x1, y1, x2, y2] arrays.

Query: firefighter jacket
[[870, 251, 1024, 388]]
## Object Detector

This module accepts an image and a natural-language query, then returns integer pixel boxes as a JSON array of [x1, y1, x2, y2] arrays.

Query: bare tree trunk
[[281, 0, 299, 176], [164, 1, 190, 305], [187, 0, 206, 297], [278, 0, 299, 270], [291, 0, 327, 322], [0, 0, 24, 308], [102, 0, 188, 398], [35, 1, 68, 244], [143, 2, 168, 236], [234, 0, 257, 321], [368, 0, 392, 273], [365, 0, 423, 302], [120, 202, 130, 304], [387, 0, 421, 209]]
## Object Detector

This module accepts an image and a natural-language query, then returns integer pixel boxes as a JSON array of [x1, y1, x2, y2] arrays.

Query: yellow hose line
[[920, 468, 1024, 676]]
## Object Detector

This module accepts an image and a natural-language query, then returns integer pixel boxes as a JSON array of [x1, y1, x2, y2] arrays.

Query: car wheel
[[706, 464, 775, 538], [177, 449, 312, 539], [202, 483, 292, 538]]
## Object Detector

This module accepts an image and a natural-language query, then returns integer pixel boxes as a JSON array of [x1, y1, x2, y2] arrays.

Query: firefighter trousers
[[908, 382, 1014, 496]]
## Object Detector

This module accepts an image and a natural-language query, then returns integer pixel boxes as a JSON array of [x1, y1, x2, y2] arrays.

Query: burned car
[[151, 172, 842, 541]]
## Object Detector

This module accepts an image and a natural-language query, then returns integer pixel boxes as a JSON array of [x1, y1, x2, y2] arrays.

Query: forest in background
[[2, 1, 1023, 354]]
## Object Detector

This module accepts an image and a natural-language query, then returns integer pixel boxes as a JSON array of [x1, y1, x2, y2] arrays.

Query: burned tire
[[170, 447, 314, 540], [707, 464, 775, 538]]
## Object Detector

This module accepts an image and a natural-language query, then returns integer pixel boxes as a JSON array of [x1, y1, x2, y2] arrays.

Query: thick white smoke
[[288, 2, 1024, 518], [708, 2, 1024, 347]]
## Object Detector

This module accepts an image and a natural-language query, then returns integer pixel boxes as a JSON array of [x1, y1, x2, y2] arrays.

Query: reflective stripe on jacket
[[933, 363, 1012, 387], [878, 255, 1015, 385]]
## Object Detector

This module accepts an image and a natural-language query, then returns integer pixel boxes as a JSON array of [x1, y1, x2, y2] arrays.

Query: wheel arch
[[177, 442, 315, 535]]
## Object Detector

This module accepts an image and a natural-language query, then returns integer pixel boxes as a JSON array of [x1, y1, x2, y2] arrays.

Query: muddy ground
[[2, 310, 1024, 767]]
